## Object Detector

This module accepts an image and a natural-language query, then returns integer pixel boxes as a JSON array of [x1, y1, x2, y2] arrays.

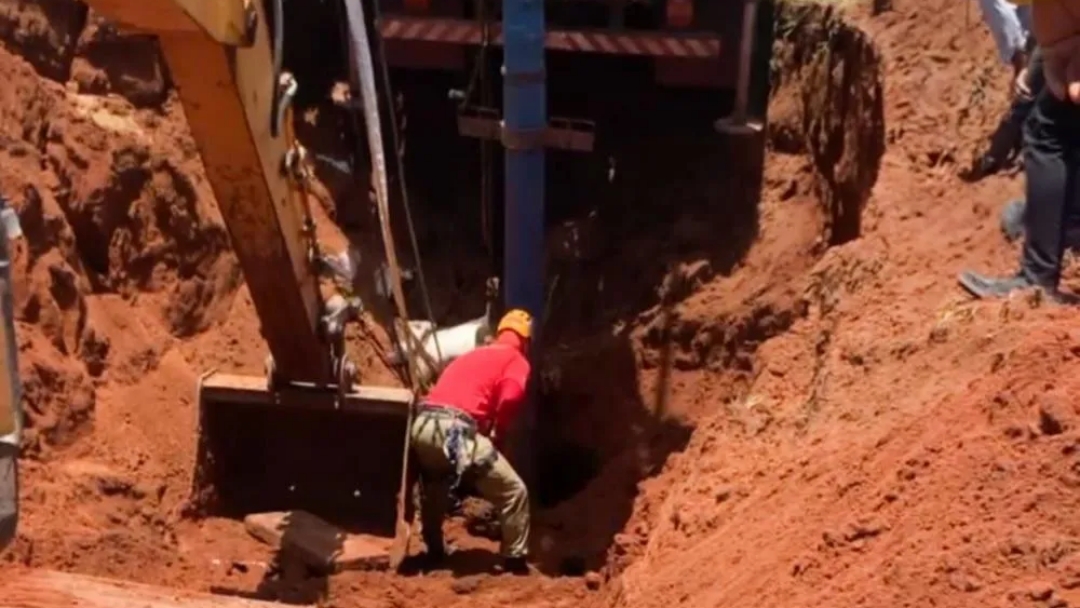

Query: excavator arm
[[70, 0, 417, 564], [84, 0, 332, 384]]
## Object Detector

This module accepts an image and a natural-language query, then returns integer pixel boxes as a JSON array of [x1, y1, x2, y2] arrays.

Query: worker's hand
[[1031, 0, 1080, 103], [1014, 66, 1033, 99], [1012, 49, 1029, 80]]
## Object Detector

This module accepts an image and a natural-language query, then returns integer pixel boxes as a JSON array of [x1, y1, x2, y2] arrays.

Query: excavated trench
[[0, 0, 884, 600], [192, 0, 753, 547], [186, 0, 886, 581]]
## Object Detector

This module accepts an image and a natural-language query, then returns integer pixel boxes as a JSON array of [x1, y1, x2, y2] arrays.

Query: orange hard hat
[[496, 308, 533, 340]]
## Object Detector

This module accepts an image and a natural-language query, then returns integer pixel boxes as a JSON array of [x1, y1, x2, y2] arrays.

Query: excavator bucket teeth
[[188, 372, 417, 568]]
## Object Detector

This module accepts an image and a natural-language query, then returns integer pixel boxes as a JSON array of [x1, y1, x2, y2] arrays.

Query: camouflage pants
[[410, 408, 529, 558]]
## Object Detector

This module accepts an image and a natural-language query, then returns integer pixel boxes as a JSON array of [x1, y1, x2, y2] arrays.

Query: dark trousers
[[988, 47, 1046, 160], [1020, 87, 1080, 287], [1008, 47, 1045, 132]]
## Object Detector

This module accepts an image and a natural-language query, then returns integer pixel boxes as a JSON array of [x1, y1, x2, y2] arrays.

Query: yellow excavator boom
[[84, 0, 331, 383], [1, 0, 422, 569], [74, 0, 417, 562], [88, 0, 254, 45]]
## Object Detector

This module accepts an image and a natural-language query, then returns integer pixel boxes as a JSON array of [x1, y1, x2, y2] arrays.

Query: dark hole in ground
[[242, 0, 773, 580], [534, 440, 601, 508]]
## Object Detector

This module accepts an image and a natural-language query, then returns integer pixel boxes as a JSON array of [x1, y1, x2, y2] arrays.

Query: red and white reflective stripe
[[377, 16, 721, 59]]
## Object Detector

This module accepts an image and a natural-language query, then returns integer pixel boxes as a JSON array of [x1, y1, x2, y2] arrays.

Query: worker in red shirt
[[409, 308, 534, 575]]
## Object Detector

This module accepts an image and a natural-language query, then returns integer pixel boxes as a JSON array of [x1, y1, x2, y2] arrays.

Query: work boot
[[999, 199, 1080, 248], [500, 556, 533, 576], [409, 540, 451, 572], [957, 269, 1074, 304]]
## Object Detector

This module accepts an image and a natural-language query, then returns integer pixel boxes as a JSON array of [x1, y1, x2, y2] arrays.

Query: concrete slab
[[244, 510, 391, 573], [4, 568, 300, 608]]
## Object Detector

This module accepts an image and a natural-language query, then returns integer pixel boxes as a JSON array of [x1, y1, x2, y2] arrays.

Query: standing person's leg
[[1002, 48, 1062, 241], [1020, 92, 1073, 287], [960, 88, 1078, 299], [409, 413, 456, 560], [468, 434, 531, 574], [1001, 48, 1080, 244]]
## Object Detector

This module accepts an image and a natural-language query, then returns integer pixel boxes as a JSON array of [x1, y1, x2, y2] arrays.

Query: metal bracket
[[457, 106, 596, 153]]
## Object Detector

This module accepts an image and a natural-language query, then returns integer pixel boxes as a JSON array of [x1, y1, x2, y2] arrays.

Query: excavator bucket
[[72, 0, 430, 572], [189, 372, 418, 570]]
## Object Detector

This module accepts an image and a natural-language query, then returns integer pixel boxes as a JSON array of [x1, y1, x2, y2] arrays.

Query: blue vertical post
[[502, 0, 546, 322], [501, 0, 546, 503]]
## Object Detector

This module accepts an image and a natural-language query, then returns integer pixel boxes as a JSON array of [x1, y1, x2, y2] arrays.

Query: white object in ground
[[392, 314, 492, 386]]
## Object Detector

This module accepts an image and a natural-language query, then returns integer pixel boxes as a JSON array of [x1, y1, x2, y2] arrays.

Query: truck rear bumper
[[379, 16, 722, 59]]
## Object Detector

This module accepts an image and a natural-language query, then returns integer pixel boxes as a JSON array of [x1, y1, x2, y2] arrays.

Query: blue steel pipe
[[501, 0, 547, 501], [502, 0, 547, 324]]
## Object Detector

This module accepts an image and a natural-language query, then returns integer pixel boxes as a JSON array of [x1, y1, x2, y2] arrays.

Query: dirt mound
[[0, 0, 1074, 607], [602, 1, 1080, 607], [0, 22, 241, 459]]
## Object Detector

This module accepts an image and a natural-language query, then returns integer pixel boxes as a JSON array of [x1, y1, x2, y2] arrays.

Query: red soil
[[3, 1, 1080, 608]]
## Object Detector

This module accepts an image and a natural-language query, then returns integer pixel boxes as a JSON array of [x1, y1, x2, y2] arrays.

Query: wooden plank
[[199, 373, 413, 416], [3, 568, 299, 608], [244, 511, 391, 573]]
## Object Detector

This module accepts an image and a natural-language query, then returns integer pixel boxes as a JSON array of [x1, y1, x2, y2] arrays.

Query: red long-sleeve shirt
[[423, 331, 530, 443]]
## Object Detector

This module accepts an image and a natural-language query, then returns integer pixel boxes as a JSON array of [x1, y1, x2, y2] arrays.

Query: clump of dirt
[[70, 13, 168, 106], [0, 0, 86, 82], [0, 3, 238, 461], [602, 1, 1080, 607]]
